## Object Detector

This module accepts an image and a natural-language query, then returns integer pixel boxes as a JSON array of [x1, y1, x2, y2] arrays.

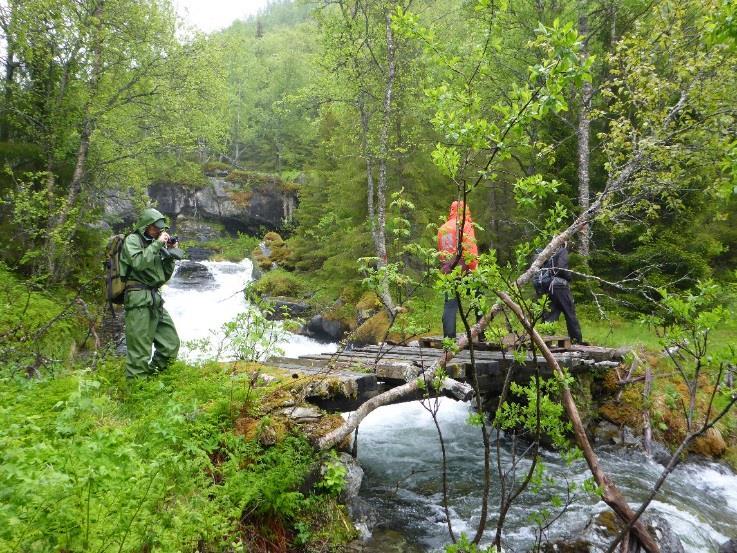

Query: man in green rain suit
[[120, 208, 182, 378]]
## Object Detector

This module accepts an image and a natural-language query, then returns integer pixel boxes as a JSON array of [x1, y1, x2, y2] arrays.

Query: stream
[[162, 258, 737, 553]]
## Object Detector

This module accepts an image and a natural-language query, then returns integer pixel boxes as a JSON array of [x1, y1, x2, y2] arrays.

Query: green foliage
[[1, 0, 227, 283], [202, 232, 260, 262], [316, 451, 347, 496], [496, 375, 572, 449], [0, 360, 341, 552], [444, 533, 499, 553], [0, 264, 84, 377], [186, 303, 289, 363]]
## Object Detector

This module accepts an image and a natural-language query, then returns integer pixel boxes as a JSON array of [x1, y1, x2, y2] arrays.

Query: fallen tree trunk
[[496, 291, 659, 553], [317, 351, 471, 449]]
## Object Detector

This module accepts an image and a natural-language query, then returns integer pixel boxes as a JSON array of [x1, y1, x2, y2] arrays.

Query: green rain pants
[[124, 288, 180, 378]]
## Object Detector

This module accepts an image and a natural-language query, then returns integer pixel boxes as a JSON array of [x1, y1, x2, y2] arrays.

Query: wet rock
[[264, 296, 312, 320], [301, 313, 349, 342], [336, 452, 364, 502], [642, 513, 685, 553], [170, 261, 215, 288], [649, 440, 673, 466], [719, 538, 737, 553], [185, 246, 214, 262], [349, 528, 424, 552], [347, 496, 377, 541], [621, 426, 641, 447], [540, 540, 591, 552], [592, 420, 620, 445]]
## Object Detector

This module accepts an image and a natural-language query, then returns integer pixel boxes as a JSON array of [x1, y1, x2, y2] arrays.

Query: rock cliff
[[103, 170, 297, 243]]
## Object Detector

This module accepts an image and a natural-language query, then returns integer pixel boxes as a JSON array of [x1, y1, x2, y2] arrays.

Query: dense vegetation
[[1, 0, 737, 551]]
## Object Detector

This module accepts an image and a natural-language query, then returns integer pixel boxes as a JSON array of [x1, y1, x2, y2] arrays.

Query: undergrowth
[[0, 359, 353, 552], [202, 233, 260, 263]]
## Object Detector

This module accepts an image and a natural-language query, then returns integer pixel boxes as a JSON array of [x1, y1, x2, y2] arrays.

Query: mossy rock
[[691, 427, 727, 457], [350, 311, 391, 346], [598, 401, 642, 430], [252, 269, 308, 298], [252, 245, 273, 271], [234, 415, 288, 446], [356, 291, 382, 312]]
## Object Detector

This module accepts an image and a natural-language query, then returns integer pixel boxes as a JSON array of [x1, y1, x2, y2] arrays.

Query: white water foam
[[355, 397, 737, 552], [161, 258, 336, 361]]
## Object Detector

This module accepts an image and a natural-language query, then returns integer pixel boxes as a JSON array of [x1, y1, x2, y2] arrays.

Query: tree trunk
[[372, 8, 397, 314], [642, 365, 653, 456], [1, 53, 16, 142], [45, 0, 104, 281], [497, 291, 660, 553], [577, 8, 593, 256]]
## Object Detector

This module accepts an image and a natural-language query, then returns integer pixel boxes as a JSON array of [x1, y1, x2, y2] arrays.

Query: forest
[[1, 0, 737, 552]]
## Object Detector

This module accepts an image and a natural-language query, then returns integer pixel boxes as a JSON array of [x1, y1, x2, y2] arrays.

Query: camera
[[166, 235, 179, 247]]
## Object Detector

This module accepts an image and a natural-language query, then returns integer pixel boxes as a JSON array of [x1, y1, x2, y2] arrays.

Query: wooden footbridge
[[268, 337, 629, 411]]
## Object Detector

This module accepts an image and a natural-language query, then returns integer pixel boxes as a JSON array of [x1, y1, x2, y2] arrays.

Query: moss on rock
[[691, 427, 727, 457], [351, 311, 391, 346]]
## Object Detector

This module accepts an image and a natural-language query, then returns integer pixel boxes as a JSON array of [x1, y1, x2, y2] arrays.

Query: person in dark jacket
[[542, 242, 583, 344]]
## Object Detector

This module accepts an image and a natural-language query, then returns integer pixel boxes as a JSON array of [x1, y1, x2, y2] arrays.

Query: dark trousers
[[443, 294, 483, 339], [543, 285, 582, 343]]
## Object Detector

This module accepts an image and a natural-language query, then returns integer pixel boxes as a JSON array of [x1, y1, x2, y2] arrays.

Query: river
[[162, 258, 737, 553]]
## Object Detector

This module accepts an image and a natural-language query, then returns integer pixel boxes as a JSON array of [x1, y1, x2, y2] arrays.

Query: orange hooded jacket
[[437, 200, 478, 274]]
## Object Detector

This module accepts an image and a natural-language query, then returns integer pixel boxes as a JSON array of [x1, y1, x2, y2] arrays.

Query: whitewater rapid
[[161, 258, 337, 361], [356, 398, 737, 552]]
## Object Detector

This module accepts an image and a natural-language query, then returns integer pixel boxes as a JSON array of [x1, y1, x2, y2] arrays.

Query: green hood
[[134, 208, 167, 233]]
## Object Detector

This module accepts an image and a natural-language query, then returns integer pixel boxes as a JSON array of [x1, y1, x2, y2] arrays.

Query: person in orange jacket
[[437, 200, 479, 339]]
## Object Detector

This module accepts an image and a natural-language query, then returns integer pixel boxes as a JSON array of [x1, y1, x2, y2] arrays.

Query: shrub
[[203, 233, 259, 262], [252, 269, 309, 299]]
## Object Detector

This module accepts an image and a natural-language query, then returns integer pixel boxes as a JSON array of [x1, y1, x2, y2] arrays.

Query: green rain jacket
[[119, 208, 176, 308]]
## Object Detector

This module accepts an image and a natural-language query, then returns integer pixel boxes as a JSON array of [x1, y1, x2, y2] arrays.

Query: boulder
[[301, 313, 349, 343], [170, 261, 215, 288], [642, 513, 685, 553], [592, 420, 621, 445], [264, 296, 312, 320], [336, 452, 364, 503], [348, 311, 391, 347], [719, 538, 737, 553], [691, 427, 727, 457]]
